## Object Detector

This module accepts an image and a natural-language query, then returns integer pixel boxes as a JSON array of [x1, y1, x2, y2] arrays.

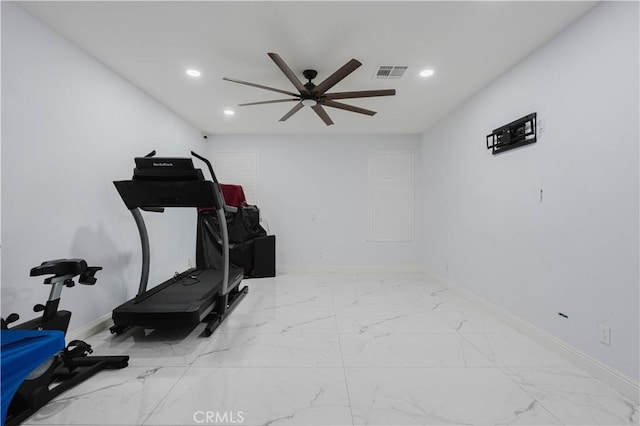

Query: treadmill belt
[[112, 267, 243, 328]]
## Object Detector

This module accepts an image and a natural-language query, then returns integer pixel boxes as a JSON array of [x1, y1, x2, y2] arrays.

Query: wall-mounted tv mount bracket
[[486, 112, 537, 154]]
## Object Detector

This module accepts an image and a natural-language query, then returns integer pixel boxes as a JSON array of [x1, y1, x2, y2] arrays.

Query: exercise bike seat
[[30, 259, 88, 278]]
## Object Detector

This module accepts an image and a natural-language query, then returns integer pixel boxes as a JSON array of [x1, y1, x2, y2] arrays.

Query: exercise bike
[[1, 259, 129, 426]]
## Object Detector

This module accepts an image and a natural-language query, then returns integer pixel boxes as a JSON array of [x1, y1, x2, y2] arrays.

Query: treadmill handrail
[[131, 208, 151, 299], [190, 151, 218, 183], [191, 151, 231, 296], [190, 151, 236, 214]]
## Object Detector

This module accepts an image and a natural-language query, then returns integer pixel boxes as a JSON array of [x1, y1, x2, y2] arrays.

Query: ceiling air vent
[[374, 65, 408, 80]]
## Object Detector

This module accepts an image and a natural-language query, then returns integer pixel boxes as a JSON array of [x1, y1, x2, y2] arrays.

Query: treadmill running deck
[[112, 267, 244, 329]]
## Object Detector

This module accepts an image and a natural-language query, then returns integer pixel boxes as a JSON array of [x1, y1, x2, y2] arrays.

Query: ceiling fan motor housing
[[303, 69, 318, 82], [303, 70, 318, 92]]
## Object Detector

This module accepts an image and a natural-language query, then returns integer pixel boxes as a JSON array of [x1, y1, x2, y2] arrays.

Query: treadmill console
[[114, 155, 219, 209], [133, 157, 204, 181]]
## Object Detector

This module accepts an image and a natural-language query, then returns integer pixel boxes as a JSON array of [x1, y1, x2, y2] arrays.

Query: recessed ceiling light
[[223, 109, 235, 116], [419, 69, 435, 78], [186, 69, 201, 77]]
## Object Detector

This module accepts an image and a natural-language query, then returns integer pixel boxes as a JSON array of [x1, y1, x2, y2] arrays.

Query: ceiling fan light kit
[[223, 53, 396, 126]]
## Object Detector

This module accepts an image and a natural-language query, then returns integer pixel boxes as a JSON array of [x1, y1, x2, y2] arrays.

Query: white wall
[[5, 2, 636, 385], [206, 134, 422, 269], [1, 2, 204, 333], [421, 2, 639, 381], [0, 1, 3, 301]]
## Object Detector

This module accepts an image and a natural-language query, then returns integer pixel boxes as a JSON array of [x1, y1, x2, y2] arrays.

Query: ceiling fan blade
[[223, 77, 299, 97], [311, 104, 334, 126], [324, 89, 396, 100], [313, 59, 362, 96], [239, 99, 300, 106], [322, 100, 377, 116], [279, 102, 304, 122], [268, 53, 310, 95]]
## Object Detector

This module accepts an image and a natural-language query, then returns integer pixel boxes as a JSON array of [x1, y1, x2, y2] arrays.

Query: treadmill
[[110, 151, 247, 336]]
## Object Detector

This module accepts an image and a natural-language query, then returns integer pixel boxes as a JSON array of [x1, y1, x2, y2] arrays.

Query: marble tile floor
[[24, 272, 638, 426]]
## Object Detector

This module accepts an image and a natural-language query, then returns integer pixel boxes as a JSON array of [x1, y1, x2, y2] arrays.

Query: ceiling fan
[[223, 53, 396, 126]]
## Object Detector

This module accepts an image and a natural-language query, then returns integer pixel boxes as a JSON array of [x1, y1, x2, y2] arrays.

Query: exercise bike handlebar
[[30, 259, 102, 286], [79, 266, 102, 285]]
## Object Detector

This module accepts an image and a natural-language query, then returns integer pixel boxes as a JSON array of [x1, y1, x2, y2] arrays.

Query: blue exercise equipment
[[1, 330, 65, 425], [1, 259, 129, 426]]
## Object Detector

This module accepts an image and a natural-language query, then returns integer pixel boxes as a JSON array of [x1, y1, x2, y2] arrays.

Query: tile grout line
[[458, 332, 566, 425], [496, 365, 567, 426], [329, 274, 356, 426], [139, 361, 193, 425]]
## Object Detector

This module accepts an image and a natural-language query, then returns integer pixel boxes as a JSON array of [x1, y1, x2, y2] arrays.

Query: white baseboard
[[421, 268, 639, 404], [67, 312, 113, 342], [276, 264, 424, 274]]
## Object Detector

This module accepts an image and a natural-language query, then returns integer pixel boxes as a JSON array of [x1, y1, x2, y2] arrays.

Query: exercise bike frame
[[2, 259, 129, 426], [5, 273, 75, 333]]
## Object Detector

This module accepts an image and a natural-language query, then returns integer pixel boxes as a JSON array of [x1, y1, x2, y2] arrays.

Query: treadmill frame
[[110, 151, 247, 336]]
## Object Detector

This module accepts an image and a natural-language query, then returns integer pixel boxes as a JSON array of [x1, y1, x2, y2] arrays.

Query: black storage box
[[252, 235, 276, 278]]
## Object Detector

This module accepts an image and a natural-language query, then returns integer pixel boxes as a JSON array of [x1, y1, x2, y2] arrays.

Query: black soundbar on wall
[[486, 113, 537, 155]]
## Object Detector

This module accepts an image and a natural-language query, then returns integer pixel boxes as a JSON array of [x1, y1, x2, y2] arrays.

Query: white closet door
[[368, 150, 414, 241]]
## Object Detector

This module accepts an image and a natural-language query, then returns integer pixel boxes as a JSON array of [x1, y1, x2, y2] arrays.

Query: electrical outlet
[[600, 324, 611, 345]]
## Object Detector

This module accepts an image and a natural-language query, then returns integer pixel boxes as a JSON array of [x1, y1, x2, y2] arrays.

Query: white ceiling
[[18, 1, 597, 135]]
